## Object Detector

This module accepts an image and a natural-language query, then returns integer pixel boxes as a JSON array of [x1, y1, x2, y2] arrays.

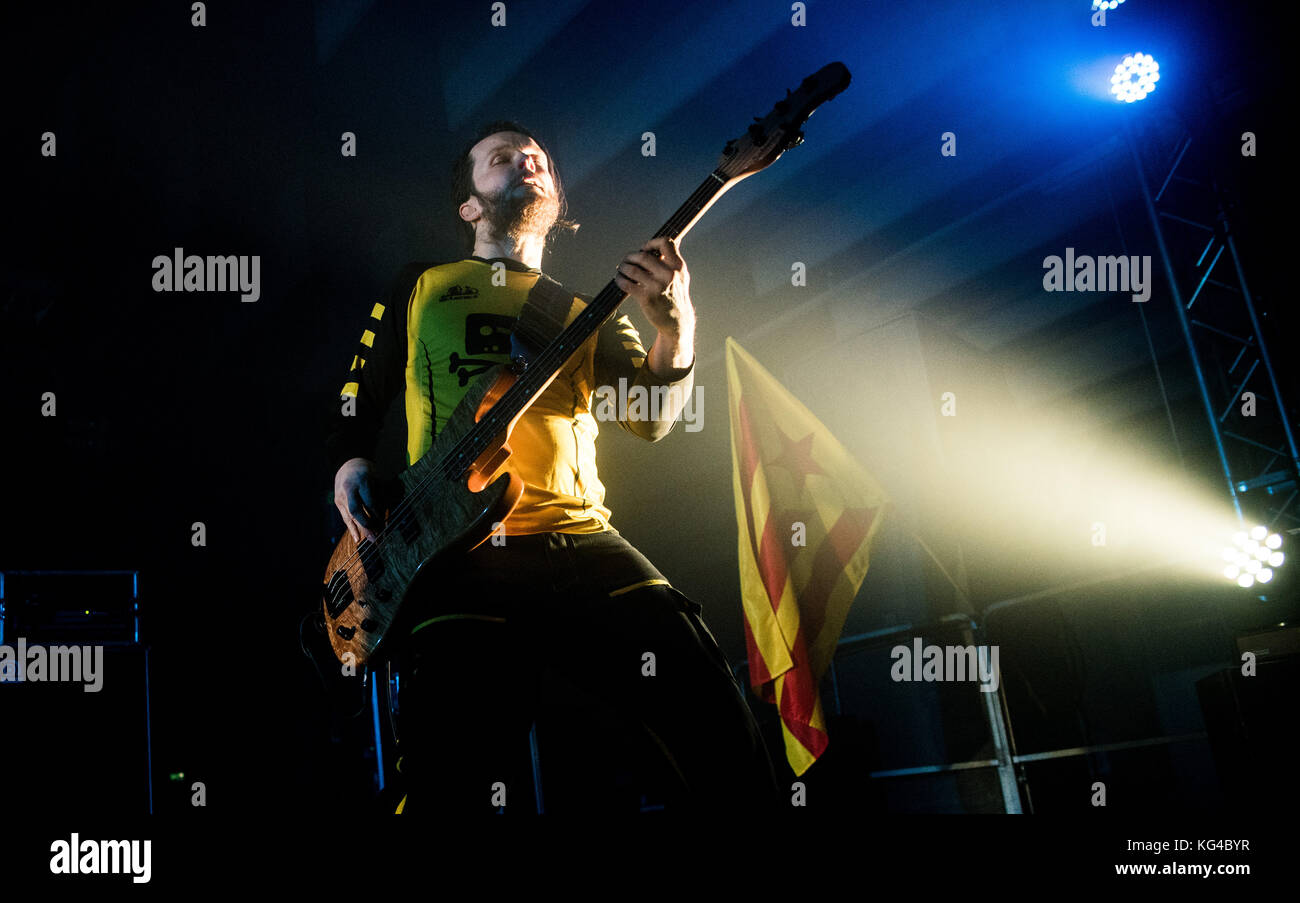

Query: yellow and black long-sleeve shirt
[[325, 257, 695, 535]]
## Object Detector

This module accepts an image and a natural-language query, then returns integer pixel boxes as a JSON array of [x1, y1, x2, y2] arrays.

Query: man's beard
[[475, 181, 561, 242]]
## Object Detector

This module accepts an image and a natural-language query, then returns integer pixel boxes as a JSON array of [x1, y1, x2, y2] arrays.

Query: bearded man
[[325, 120, 777, 814]]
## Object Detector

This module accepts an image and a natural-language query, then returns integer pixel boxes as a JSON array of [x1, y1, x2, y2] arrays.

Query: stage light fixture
[[1220, 526, 1285, 588], [1110, 53, 1160, 103], [1092, 0, 1126, 9]]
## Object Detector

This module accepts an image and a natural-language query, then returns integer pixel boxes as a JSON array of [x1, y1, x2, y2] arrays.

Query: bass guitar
[[317, 62, 852, 669]]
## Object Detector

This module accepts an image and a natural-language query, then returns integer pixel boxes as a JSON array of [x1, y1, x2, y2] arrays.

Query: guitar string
[[327, 165, 747, 612]]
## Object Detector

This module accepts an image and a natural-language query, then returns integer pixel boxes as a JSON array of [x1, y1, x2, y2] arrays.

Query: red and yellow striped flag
[[726, 337, 889, 776]]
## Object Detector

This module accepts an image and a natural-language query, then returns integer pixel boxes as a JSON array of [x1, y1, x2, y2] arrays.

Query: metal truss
[[1128, 117, 1298, 531]]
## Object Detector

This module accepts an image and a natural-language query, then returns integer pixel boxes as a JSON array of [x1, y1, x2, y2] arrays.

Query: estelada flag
[[726, 337, 888, 776]]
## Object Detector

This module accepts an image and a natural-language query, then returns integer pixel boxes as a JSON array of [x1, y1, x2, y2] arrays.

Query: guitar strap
[[511, 272, 585, 364]]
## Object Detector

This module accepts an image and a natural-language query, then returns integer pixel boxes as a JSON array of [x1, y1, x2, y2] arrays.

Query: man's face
[[463, 131, 560, 242]]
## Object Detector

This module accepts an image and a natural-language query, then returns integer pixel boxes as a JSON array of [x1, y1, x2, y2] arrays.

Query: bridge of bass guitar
[[319, 469, 521, 666]]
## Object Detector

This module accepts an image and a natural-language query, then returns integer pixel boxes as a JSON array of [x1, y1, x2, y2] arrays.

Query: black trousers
[[389, 529, 779, 813]]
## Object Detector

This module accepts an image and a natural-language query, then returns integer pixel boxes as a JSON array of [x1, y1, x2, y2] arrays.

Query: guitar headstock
[[716, 62, 851, 182]]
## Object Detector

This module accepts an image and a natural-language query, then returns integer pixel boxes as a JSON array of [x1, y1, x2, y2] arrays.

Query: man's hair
[[449, 119, 579, 254]]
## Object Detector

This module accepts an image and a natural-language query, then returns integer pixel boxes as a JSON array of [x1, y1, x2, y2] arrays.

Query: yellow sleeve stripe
[[361, 329, 375, 348], [621, 340, 643, 351], [608, 578, 670, 597], [341, 382, 359, 397], [631, 356, 646, 368], [371, 302, 385, 320]]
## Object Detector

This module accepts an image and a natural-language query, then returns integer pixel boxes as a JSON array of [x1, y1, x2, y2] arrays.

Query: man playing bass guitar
[[325, 120, 778, 814]]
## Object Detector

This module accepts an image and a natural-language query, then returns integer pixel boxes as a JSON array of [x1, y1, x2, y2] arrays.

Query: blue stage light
[[1092, 0, 1126, 10], [1110, 52, 1160, 103]]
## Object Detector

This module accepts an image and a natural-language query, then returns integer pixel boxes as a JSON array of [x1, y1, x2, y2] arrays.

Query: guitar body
[[320, 362, 530, 667]]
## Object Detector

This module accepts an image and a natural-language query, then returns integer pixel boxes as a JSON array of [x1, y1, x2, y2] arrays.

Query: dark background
[[1, 0, 1292, 818]]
